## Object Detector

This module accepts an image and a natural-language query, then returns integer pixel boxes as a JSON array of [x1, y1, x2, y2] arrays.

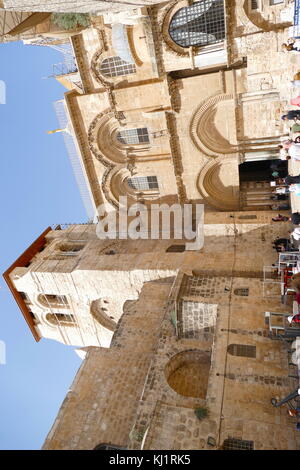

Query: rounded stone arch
[[43, 313, 76, 328], [88, 110, 128, 166], [36, 294, 69, 310], [190, 93, 238, 157], [90, 49, 137, 86], [196, 157, 240, 211], [103, 167, 137, 208], [162, 0, 226, 56], [161, 0, 191, 56], [113, 125, 151, 150], [90, 299, 117, 332], [90, 49, 115, 87], [106, 168, 161, 208], [242, 0, 292, 32], [164, 349, 211, 398]]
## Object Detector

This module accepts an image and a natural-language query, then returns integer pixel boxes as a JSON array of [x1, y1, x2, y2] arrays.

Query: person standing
[[282, 141, 300, 161], [291, 212, 300, 224]]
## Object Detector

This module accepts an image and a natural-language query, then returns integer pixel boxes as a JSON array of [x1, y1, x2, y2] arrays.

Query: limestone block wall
[[128, 274, 299, 450], [211, 277, 300, 451], [228, 0, 297, 137], [42, 279, 172, 450], [42, 272, 300, 450], [38, 213, 300, 450], [2, 0, 163, 13], [9, 213, 290, 346]]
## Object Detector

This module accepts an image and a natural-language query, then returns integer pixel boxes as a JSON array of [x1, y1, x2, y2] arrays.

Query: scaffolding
[[24, 37, 82, 88], [52, 61, 78, 76], [24, 37, 75, 60], [53, 100, 97, 221]]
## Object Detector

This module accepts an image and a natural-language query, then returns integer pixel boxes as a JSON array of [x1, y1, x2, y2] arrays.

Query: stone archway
[[90, 299, 117, 332], [197, 157, 240, 211], [242, 0, 292, 32], [164, 349, 211, 398], [190, 93, 238, 157]]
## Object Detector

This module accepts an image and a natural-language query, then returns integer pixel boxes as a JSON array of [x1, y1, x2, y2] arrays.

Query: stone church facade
[[52, 0, 297, 216], [3, 0, 300, 451]]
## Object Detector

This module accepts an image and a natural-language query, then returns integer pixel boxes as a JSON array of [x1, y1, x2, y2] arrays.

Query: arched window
[[227, 344, 256, 358], [169, 1, 225, 48], [117, 128, 149, 145], [100, 56, 136, 78], [128, 176, 159, 191], [59, 243, 85, 256], [38, 294, 69, 309], [46, 313, 76, 327]]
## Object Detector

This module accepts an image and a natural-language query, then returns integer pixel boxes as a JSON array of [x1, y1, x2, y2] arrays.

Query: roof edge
[[3, 227, 52, 342]]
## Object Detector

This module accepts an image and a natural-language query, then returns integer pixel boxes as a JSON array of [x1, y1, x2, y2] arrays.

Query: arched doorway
[[239, 159, 289, 211]]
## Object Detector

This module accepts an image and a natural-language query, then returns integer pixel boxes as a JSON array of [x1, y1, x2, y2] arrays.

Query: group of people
[[268, 37, 300, 419], [279, 66, 300, 160], [272, 210, 300, 248], [272, 208, 300, 325], [272, 174, 300, 200]]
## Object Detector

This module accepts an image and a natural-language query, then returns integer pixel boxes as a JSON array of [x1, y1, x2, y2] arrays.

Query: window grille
[[117, 128, 149, 145], [227, 344, 256, 358], [46, 313, 76, 326], [169, 0, 225, 48], [128, 176, 159, 191], [223, 438, 254, 450], [38, 294, 69, 308], [100, 56, 136, 78], [251, 0, 259, 9], [234, 288, 249, 296]]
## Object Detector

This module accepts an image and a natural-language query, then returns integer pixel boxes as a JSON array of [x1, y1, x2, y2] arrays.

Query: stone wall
[[2, 0, 163, 13], [41, 214, 300, 450], [10, 213, 291, 347]]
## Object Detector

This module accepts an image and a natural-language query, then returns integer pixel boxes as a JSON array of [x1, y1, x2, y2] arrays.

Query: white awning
[[194, 48, 227, 68]]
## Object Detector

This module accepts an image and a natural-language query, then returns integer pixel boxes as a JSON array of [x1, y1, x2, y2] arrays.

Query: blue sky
[[0, 40, 87, 449]]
